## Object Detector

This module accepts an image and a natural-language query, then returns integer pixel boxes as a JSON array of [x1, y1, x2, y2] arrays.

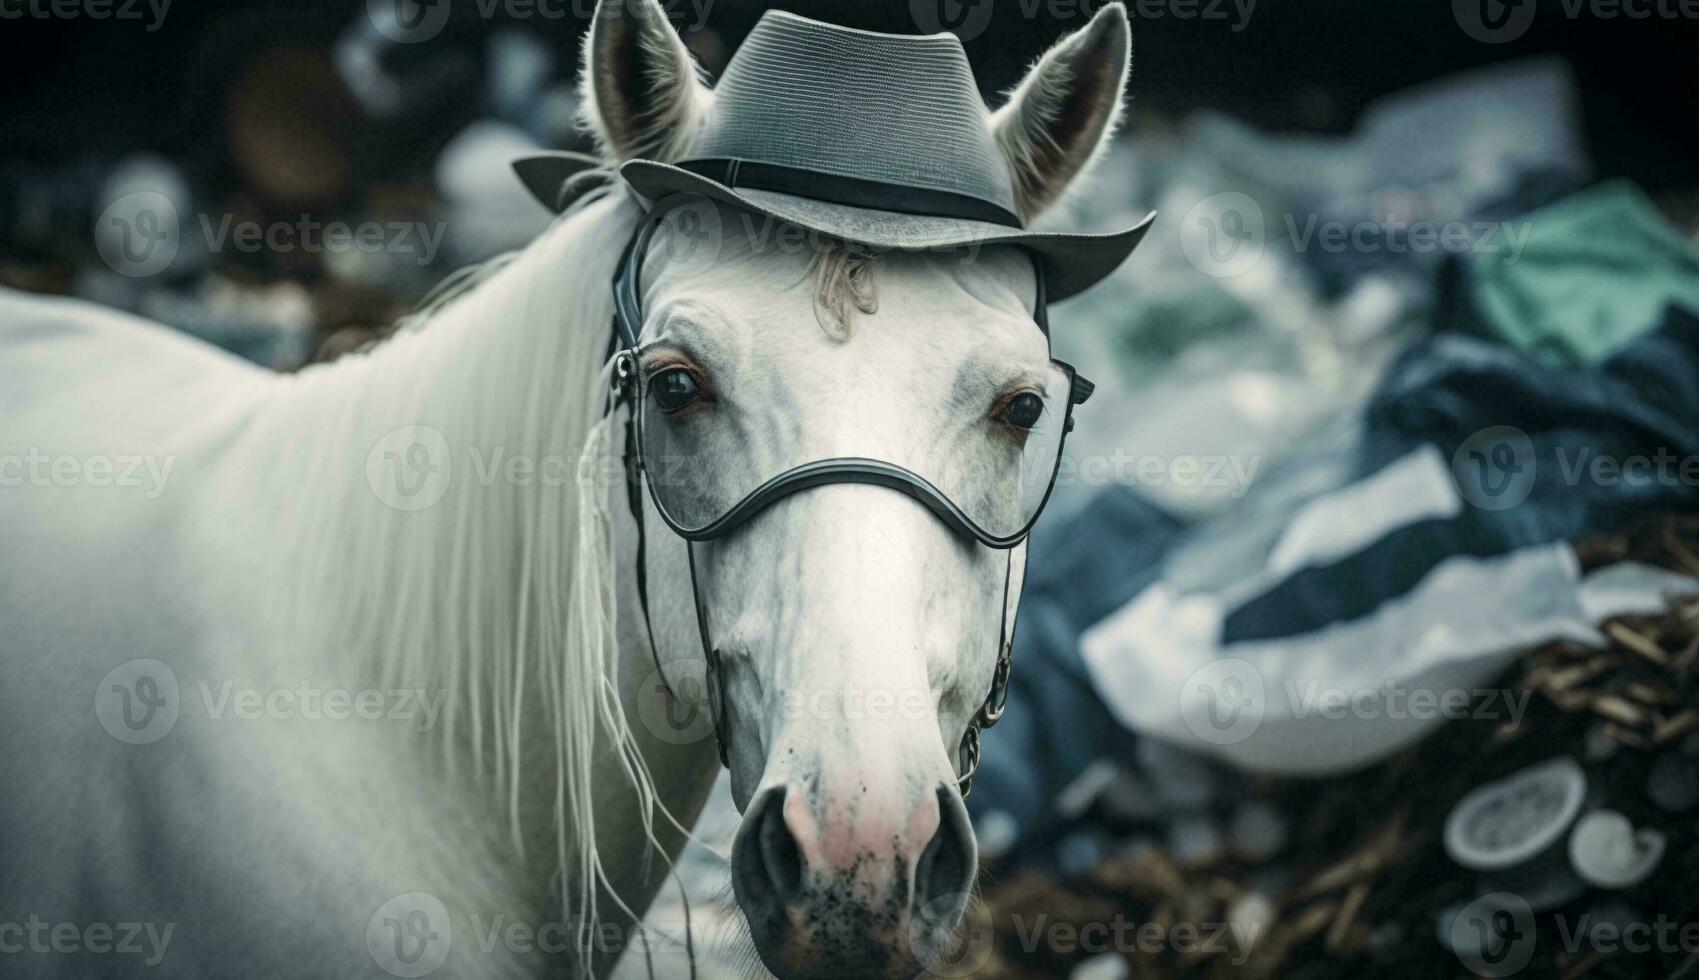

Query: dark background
[[2, 0, 1695, 202]]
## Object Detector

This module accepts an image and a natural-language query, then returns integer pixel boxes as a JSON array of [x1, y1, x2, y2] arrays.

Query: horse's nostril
[[759, 787, 804, 902], [915, 787, 976, 912], [733, 786, 804, 920]]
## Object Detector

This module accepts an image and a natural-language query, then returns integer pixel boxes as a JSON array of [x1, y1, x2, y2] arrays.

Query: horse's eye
[[651, 368, 702, 413], [1001, 392, 1044, 430]]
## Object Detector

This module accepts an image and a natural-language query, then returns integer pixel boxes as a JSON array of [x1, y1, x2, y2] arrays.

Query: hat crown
[[692, 11, 1019, 215]]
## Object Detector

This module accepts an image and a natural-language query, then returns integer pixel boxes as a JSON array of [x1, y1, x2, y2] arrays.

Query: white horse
[[0, 2, 1131, 977]]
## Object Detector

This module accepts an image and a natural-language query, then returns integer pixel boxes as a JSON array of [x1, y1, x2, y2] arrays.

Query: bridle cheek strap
[[686, 541, 731, 769], [623, 391, 731, 768], [957, 550, 1019, 798]]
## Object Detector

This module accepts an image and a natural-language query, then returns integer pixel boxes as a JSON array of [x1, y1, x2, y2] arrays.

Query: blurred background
[[4, 1, 1699, 977]]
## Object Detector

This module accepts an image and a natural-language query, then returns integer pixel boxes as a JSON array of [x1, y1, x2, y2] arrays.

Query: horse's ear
[[991, 2, 1131, 222], [579, 0, 709, 163]]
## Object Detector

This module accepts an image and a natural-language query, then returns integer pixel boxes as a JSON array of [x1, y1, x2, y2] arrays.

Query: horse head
[[581, 2, 1132, 976]]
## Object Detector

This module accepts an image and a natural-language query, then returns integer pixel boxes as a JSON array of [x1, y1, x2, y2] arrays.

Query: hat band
[[676, 157, 1024, 229]]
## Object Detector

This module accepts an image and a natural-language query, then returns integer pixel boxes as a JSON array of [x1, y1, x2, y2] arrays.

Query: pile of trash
[[967, 51, 1699, 834], [972, 515, 1699, 980], [951, 54, 1699, 980]]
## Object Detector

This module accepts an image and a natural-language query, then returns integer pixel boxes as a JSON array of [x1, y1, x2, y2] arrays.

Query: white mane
[[256, 183, 676, 964]]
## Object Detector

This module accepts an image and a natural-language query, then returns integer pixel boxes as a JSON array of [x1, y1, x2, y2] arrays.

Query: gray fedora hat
[[522, 9, 1153, 301]]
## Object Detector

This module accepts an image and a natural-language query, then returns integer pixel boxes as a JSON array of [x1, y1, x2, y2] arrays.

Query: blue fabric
[[1225, 306, 1699, 641], [967, 487, 1185, 842]]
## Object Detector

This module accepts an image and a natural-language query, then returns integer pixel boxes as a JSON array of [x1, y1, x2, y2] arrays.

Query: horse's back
[[0, 287, 280, 574], [0, 290, 281, 977], [0, 287, 268, 449]]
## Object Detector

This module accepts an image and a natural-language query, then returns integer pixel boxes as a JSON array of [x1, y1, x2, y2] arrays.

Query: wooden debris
[[1626, 681, 1676, 705], [1323, 882, 1370, 954], [1654, 711, 1699, 744], [1590, 694, 1650, 727], [1603, 722, 1648, 748], [1606, 621, 1671, 666]]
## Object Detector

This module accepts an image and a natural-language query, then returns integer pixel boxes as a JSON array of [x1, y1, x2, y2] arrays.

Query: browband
[[674, 157, 1026, 229]]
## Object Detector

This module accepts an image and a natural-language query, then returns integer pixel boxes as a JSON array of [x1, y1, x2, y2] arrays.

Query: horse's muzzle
[[731, 782, 977, 979]]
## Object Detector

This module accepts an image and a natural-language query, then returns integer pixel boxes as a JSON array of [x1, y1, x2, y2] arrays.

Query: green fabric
[[1470, 180, 1699, 367]]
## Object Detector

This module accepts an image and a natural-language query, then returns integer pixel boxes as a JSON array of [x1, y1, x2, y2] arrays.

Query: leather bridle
[[606, 191, 1080, 797]]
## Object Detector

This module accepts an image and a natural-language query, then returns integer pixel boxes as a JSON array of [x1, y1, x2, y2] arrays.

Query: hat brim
[[619, 160, 1154, 302], [512, 151, 606, 212]]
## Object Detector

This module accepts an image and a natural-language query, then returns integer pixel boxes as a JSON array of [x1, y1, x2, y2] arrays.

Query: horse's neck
[[205, 194, 717, 914], [230, 202, 622, 698]]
